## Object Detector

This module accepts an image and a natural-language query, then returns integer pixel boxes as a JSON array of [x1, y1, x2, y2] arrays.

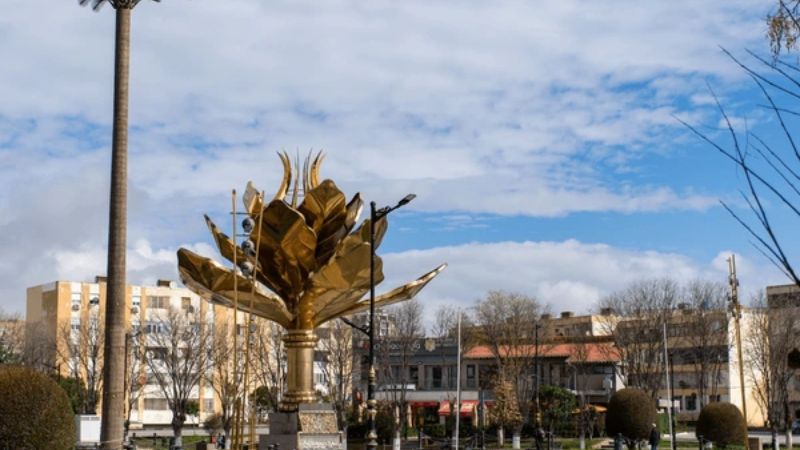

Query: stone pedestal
[[260, 404, 344, 450]]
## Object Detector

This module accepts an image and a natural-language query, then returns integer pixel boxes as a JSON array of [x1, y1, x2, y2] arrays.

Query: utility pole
[[453, 312, 462, 450], [728, 255, 749, 444]]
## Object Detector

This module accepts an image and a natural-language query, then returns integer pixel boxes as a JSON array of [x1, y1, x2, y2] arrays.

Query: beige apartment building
[[26, 276, 251, 426]]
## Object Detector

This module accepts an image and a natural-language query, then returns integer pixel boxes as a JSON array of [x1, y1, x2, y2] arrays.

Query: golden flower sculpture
[[177, 152, 446, 410]]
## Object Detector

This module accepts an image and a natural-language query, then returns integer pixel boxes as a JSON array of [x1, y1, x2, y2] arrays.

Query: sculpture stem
[[280, 329, 319, 411]]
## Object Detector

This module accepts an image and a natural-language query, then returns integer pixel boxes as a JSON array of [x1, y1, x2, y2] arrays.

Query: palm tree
[[79, 1, 160, 448]]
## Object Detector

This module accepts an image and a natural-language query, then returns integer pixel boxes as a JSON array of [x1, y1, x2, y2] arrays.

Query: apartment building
[[26, 277, 229, 426], [765, 283, 800, 426]]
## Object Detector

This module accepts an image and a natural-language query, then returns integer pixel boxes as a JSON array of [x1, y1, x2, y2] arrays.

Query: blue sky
[[0, 0, 797, 317]]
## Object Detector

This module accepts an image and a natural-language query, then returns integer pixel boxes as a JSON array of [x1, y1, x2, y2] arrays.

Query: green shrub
[[424, 423, 446, 438], [346, 420, 367, 440], [696, 403, 746, 449], [375, 407, 395, 444], [203, 412, 224, 432], [540, 385, 577, 436], [0, 365, 76, 450], [605, 388, 655, 444]]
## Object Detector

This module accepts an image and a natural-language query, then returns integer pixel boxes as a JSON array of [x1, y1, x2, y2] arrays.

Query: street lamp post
[[367, 194, 416, 450], [534, 322, 541, 427]]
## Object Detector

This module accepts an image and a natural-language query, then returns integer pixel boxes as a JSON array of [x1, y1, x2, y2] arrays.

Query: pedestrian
[[649, 424, 660, 450]]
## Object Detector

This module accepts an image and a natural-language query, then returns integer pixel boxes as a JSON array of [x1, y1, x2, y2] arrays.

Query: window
[[709, 395, 721, 403], [673, 396, 683, 411], [132, 295, 141, 307], [409, 366, 419, 386], [379, 318, 389, 337], [181, 297, 194, 313], [71, 292, 82, 309], [144, 321, 166, 334], [71, 319, 81, 331], [447, 365, 456, 388], [147, 296, 169, 309], [466, 365, 477, 388], [144, 398, 169, 410], [686, 394, 697, 411], [149, 348, 167, 361], [203, 399, 214, 412], [431, 367, 443, 389]]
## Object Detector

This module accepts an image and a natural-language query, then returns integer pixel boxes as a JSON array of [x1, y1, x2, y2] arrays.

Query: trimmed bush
[[605, 388, 656, 443], [425, 423, 446, 438], [696, 402, 746, 449], [0, 365, 76, 450]]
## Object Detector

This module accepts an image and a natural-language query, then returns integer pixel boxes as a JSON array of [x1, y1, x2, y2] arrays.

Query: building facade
[[27, 277, 229, 426]]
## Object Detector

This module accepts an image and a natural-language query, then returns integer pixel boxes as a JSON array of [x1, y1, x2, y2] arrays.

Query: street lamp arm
[[339, 317, 370, 336]]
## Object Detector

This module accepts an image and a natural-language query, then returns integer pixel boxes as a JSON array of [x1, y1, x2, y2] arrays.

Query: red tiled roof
[[465, 343, 620, 363]]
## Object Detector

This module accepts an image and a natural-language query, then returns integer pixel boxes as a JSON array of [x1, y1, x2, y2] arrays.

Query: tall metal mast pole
[[728, 255, 749, 437], [662, 324, 674, 450]]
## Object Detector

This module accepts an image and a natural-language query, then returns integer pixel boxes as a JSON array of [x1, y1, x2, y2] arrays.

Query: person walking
[[649, 424, 660, 450]]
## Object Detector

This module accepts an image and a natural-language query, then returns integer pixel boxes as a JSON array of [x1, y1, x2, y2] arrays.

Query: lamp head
[[398, 194, 416, 206]]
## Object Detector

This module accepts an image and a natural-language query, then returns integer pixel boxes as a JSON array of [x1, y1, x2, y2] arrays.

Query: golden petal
[[305, 238, 385, 319], [298, 179, 346, 235], [273, 151, 292, 202], [327, 263, 447, 321], [345, 193, 363, 229], [315, 192, 363, 266], [253, 199, 318, 300], [355, 217, 388, 251], [204, 214, 247, 266], [310, 151, 325, 188], [177, 248, 293, 328]]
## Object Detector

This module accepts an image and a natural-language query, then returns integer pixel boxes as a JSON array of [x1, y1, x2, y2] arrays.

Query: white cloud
[[0, 0, 770, 218], [9, 235, 786, 322], [379, 240, 787, 320], [0, 0, 784, 315]]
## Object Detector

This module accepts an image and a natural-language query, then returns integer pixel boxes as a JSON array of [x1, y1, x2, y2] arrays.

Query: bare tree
[[144, 307, 211, 448], [568, 339, 592, 450], [744, 292, 800, 448], [680, 49, 800, 288], [376, 301, 424, 440], [0, 310, 24, 365], [431, 305, 459, 339], [319, 319, 354, 432], [21, 321, 56, 373], [251, 321, 286, 414], [597, 279, 678, 398], [208, 322, 242, 446], [57, 310, 105, 415], [123, 329, 144, 443], [472, 291, 544, 447], [678, 280, 729, 409]]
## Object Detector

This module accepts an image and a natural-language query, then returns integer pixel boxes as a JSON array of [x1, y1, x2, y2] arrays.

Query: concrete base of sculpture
[[259, 404, 344, 450]]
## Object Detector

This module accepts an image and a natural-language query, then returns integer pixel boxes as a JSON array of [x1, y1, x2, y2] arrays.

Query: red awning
[[410, 401, 439, 408], [438, 400, 478, 417]]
